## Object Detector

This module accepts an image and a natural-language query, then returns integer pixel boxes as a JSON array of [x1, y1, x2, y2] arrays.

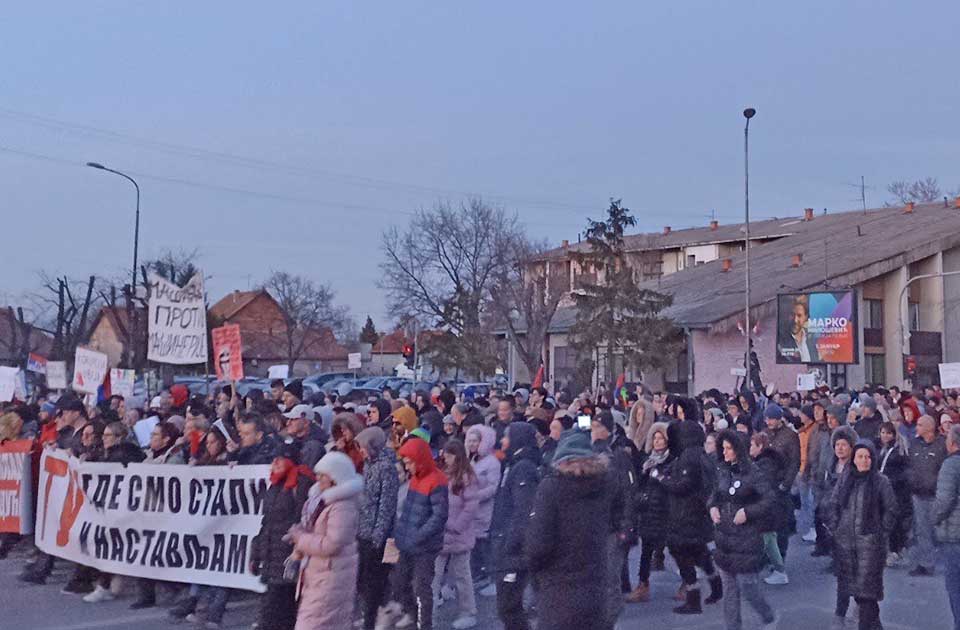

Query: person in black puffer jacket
[[657, 418, 721, 614], [878, 421, 911, 562], [490, 422, 541, 630], [525, 430, 614, 630], [626, 421, 673, 604], [829, 440, 898, 630], [749, 433, 791, 585], [710, 430, 777, 630], [250, 444, 314, 630]]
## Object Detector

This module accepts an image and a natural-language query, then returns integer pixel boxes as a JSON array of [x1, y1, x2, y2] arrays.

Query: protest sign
[[72, 347, 108, 394], [46, 361, 68, 390], [796, 372, 817, 392], [36, 449, 269, 591], [212, 324, 244, 381], [348, 352, 362, 370], [110, 368, 136, 400], [0, 440, 34, 534], [147, 272, 208, 365], [939, 363, 960, 389], [0, 366, 19, 402], [267, 365, 289, 380], [27, 353, 47, 374]]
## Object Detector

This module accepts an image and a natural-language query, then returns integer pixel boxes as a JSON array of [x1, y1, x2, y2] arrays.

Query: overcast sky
[[3, 1, 958, 328]]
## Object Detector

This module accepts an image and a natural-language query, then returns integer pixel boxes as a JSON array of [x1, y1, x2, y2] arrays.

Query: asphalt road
[[0, 534, 951, 629]]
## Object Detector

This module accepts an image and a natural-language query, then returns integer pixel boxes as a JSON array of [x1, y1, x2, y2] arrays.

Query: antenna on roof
[[861, 176, 867, 215]]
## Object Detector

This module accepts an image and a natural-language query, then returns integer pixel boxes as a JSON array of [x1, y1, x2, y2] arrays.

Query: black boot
[[704, 575, 723, 605], [673, 587, 702, 614], [168, 596, 197, 619]]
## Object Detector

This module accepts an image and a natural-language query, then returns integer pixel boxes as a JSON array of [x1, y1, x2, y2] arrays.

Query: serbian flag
[[531, 364, 545, 389]]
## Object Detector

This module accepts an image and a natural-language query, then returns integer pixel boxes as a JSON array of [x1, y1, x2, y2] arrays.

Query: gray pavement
[[0, 534, 952, 629]]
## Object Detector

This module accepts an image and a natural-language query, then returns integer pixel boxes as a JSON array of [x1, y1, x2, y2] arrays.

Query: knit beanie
[[284, 379, 304, 401], [763, 404, 784, 420], [393, 406, 419, 433], [356, 427, 386, 456], [410, 427, 431, 443], [551, 429, 594, 465]]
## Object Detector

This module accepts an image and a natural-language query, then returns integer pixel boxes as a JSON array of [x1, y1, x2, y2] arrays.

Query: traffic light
[[402, 343, 415, 368]]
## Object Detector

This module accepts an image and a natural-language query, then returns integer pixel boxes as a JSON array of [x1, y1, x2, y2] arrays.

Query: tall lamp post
[[742, 107, 756, 392], [87, 162, 141, 368]]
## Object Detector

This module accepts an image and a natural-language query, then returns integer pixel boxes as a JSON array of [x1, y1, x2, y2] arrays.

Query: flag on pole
[[531, 364, 545, 389]]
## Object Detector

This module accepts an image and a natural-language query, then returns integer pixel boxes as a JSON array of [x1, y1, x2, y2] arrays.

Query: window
[[909, 302, 921, 332], [865, 354, 886, 386], [864, 299, 883, 329]]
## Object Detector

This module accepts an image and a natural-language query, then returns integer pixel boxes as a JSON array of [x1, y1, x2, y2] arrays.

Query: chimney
[[721, 258, 732, 272], [791, 253, 803, 268], [710, 220, 719, 231], [904, 201, 915, 214], [561, 239, 569, 248], [663, 226, 671, 235], [803, 208, 814, 221]]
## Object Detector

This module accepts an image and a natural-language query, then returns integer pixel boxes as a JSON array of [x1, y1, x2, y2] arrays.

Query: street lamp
[[87, 162, 141, 367], [742, 107, 756, 392]]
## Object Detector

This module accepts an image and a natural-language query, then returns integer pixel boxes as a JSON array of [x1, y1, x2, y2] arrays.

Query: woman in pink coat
[[287, 450, 364, 630], [465, 424, 501, 590], [433, 438, 481, 629]]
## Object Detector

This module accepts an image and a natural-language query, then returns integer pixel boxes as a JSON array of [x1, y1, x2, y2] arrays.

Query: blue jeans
[[943, 543, 960, 630], [190, 584, 228, 623], [796, 478, 815, 535], [912, 496, 937, 569]]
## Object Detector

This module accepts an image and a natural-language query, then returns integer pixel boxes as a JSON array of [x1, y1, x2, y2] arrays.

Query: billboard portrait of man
[[778, 295, 820, 363]]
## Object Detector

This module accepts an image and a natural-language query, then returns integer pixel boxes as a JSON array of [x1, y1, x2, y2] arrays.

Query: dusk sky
[[3, 2, 958, 328]]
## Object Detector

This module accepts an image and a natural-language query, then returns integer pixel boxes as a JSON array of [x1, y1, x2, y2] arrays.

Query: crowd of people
[[2, 376, 960, 630]]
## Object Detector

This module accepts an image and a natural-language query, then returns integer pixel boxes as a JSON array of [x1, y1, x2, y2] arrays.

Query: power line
[[0, 106, 596, 212]]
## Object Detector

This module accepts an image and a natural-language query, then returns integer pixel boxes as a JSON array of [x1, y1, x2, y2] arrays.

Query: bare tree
[[379, 198, 520, 377], [262, 271, 351, 371], [489, 237, 566, 379], [886, 177, 942, 205], [30, 274, 100, 366], [0, 306, 46, 368]]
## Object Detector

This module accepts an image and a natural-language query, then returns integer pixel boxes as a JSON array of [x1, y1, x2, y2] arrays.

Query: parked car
[[302, 371, 356, 389]]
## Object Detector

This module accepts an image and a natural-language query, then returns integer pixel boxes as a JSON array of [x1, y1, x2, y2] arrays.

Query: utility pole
[[743, 107, 756, 392]]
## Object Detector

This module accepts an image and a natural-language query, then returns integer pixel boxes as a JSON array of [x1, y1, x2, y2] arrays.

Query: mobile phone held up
[[577, 414, 592, 430]]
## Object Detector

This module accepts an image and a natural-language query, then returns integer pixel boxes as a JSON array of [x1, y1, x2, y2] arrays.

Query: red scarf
[[270, 457, 316, 490]]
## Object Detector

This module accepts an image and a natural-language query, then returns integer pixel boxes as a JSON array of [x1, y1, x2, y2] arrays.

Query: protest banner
[[796, 372, 817, 392], [36, 449, 269, 591], [348, 352, 362, 370], [940, 362, 960, 389], [0, 366, 19, 402], [147, 272, 208, 365], [212, 324, 244, 381], [27, 353, 47, 374], [0, 440, 34, 534], [267, 364, 289, 380], [72, 347, 108, 394], [46, 361, 68, 390], [110, 368, 136, 400]]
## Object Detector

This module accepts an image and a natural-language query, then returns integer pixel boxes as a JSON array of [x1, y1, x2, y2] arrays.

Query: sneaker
[[452, 614, 478, 629], [394, 613, 415, 629], [764, 571, 789, 585], [908, 565, 933, 577], [186, 613, 203, 624], [374, 605, 396, 630], [802, 528, 818, 543], [479, 583, 497, 597], [61, 580, 95, 595], [83, 585, 115, 603], [169, 596, 198, 620]]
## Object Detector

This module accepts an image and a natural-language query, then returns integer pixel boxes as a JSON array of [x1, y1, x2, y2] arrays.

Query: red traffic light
[[402, 344, 414, 357]]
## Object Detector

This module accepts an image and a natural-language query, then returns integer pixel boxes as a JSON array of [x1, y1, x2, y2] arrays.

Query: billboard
[[776, 290, 858, 364]]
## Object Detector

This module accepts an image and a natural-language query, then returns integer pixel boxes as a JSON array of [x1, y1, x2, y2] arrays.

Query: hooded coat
[[356, 438, 399, 549], [711, 430, 774, 574], [466, 424, 501, 539], [394, 437, 449, 555], [525, 452, 612, 630], [829, 442, 898, 601], [752, 447, 790, 532], [294, 461, 364, 630], [659, 420, 714, 547], [442, 474, 481, 554], [636, 422, 673, 540], [490, 422, 541, 573], [628, 399, 656, 452]]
